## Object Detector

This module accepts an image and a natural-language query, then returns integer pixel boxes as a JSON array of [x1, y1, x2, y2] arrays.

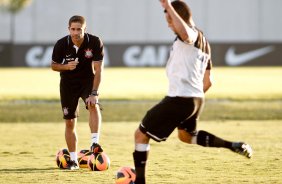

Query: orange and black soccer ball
[[77, 149, 92, 168], [56, 148, 70, 169], [87, 152, 110, 171], [115, 166, 136, 184]]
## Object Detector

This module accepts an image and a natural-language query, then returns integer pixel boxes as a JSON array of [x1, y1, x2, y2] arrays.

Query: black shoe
[[231, 142, 253, 159], [67, 160, 80, 170], [90, 143, 103, 154]]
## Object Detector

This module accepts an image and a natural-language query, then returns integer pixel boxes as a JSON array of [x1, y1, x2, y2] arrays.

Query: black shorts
[[139, 96, 204, 142], [60, 77, 93, 119]]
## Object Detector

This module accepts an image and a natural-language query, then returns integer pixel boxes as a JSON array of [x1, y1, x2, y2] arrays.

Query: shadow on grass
[[0, 167, 57, 173]]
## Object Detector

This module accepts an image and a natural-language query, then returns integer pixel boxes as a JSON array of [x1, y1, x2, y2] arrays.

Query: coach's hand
[[86, 95, 99, 108], [67, 59, 79, 70]]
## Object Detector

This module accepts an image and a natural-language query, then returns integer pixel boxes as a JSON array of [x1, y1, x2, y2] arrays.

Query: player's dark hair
[[171, 0, 192, 24], [68, 15, 86, 27]]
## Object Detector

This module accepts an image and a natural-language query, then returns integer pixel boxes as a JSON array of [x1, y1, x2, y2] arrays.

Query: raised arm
[[160, 0, 197, 43]]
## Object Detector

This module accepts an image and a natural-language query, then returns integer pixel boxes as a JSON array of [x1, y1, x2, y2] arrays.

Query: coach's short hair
[[68, 15, 86, 27], [171, 0, 192, 24]]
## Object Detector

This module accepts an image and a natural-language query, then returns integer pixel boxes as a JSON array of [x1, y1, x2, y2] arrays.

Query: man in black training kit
[[51, 15, 104, 170], [132, 0, 253, 183]]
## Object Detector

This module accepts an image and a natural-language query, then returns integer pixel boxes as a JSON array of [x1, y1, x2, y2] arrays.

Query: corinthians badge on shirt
[[84, 49, 93, 58]]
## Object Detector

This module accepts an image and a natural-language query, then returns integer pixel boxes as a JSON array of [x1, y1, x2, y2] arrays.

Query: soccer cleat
[[90, 143, 104, 154], [67, 160, 80, 170], [231, 142, 253, 159]]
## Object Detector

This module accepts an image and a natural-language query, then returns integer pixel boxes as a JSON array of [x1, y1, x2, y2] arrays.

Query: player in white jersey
[[132, 1, 253, 183]]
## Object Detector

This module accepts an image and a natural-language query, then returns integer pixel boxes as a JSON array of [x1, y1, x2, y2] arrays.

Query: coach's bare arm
[[51, 60, 79, 72]]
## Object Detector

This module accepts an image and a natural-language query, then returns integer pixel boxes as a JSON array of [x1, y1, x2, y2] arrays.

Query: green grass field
[[0, 121, 281, 184], [0, 67, 282, 100], [0, 67, 282, 183]]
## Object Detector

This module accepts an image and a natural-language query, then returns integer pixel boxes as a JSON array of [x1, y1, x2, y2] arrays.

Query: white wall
[[0, 0, 282, 43]]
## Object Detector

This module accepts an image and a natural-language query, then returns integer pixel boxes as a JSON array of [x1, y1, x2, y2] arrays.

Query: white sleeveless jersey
[[166, 33, 212, 98]]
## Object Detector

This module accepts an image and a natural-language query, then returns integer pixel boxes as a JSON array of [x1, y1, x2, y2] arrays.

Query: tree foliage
[[0, 0, 32, 13]]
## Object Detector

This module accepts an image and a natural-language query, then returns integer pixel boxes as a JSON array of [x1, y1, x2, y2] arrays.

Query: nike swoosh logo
[[225, 46, 275, 66]]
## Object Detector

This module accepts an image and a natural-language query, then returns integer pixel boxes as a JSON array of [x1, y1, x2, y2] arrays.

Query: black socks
[[133, 151, 148, 184], [196, 130, 233, 149]]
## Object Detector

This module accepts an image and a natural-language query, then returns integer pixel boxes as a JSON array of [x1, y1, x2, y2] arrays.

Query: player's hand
[[86, 95, 99, 108], [160, 0, 170, 9], [67, 58, 79, 70]]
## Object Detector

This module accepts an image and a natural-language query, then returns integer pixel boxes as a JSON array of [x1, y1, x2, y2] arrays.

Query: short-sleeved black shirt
[[52, 33, 104, 79]]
